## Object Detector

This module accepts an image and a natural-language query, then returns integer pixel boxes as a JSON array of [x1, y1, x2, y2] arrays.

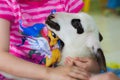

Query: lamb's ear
[[46, 14, 60, 31], [71, 19, 84, 34], [99, 32, 103, 42], [95, 48, 107, 72]]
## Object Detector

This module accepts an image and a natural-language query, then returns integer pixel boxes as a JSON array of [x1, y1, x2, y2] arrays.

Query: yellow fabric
[[48, 30, 59, 46], [107, 62, 120, 69], [83, 0, 90, 12], [46, 49, 61, 67], [46, 30, 61, 67]]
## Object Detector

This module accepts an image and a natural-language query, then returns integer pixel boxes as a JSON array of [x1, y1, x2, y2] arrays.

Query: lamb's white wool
[[46, 12, 106, 71]]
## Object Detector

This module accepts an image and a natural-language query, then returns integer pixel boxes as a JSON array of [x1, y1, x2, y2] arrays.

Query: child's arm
[[0, 18, 48, 79], [0, 18, 89, 80], [90, 72, 120, 80]]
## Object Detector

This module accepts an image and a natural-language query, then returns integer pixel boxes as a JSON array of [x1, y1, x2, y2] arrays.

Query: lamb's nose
[[48, 14, 55, 20]]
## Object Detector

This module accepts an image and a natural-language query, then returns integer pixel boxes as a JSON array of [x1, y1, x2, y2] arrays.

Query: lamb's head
[[46, 12, 103, 42], [45, 12, 106, 72]]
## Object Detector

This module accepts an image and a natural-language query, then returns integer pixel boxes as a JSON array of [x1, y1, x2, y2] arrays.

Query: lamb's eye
[[52, 32, 57, 38]]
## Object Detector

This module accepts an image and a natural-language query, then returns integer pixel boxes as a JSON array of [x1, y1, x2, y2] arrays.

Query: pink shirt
[[0, 0, 84, 65]]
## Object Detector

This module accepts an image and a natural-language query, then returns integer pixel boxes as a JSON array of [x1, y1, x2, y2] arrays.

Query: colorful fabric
[[107, 67, 120, 77], [0, 0, 84, 79], [107, 62, 120, 69], [107, 0, 120, 9], [106, 63, 120, 77]]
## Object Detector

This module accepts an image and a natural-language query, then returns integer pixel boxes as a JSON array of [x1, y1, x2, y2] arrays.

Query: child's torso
[[9, 0, 64, 66]]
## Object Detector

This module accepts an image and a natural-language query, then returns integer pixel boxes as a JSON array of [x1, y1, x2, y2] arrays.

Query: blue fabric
[[107, 67, 120, 77], [107, 0, 120, 9]]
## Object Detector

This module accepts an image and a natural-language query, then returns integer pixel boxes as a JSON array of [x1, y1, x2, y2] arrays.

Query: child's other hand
[[46, 64, 90, 80], [74, 57, 100, 73], [66, 57, 100, 74], [89, 72, 120, 80]]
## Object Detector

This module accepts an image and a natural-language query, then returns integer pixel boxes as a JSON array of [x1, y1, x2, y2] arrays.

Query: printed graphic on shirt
[[16, 9, 62, 66], [18, 19, 51, 65]]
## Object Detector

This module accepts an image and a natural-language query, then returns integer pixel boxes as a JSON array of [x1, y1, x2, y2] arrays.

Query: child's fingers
[[73, 67, 90, 77], [63, 76, 77, 80], [68, 70, 90, 80], [74, 57, 90, 62], [66, 56, 74, 61], [74, 60, 86, 67], [64, 57, 74, 66]]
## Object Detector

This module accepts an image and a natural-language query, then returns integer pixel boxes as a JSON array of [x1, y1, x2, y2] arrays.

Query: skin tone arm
[[89, 72, 120, 80], [0, 18, 90, 80], [0, 18, 48, 79]]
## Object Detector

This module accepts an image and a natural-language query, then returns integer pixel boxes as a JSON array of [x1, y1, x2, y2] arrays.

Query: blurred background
[[83, 0, 120, 67]]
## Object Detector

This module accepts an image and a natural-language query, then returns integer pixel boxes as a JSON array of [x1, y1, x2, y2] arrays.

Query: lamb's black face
[[45, 14, 60, 31], [71, 19, 84, 34]]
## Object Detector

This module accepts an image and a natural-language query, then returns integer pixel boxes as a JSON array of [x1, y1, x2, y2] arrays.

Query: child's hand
[[46, 65, 90, 80], [66, 57, 100, 74], [89, 72, 120, 80], [73, 57, 100, 73]]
